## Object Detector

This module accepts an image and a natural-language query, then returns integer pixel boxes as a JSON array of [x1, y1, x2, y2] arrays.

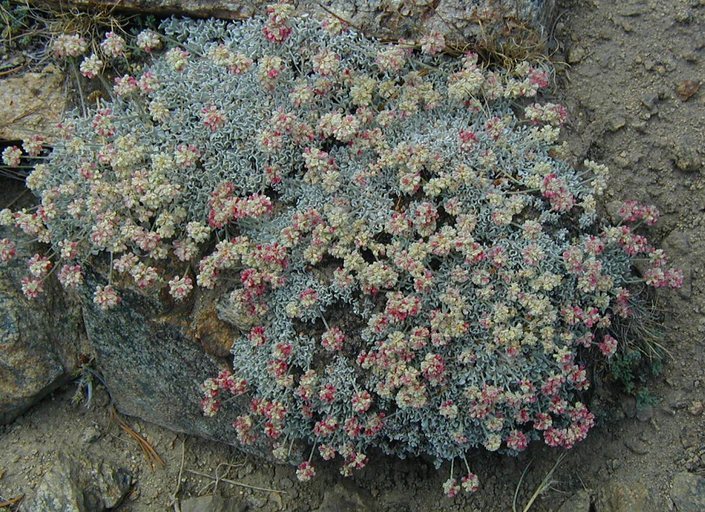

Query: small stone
[[674, 9, 693, 23], [671, 472, 705, 512], [317, 482, 372, 512], [632, 120, 647, 132], [246, 494, 268, 509], [567, 47, 586, 64], [619, 6, 644, 16], [636, 404, 654, 422], [606, 114, 627, 132], [278, 477, 294, 490], [688, 400, 704, 416], [620, 395, 637, 419], [676, 80, 700, 101], [558, 489, 592, 512], [681, 50, 699, 63], [81, 425, 102, 444], [624, 438, 650, 455], [641, 93, 659, 112], [672, 140, 701, 172], [613, 155, 630, 169], [21, 456, 84, 512]]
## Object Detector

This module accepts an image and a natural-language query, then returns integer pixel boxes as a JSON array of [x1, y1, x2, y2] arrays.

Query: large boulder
[[36, 1, 555, 43], [0, 261, 85, 424], [80, 272, 266, 455]]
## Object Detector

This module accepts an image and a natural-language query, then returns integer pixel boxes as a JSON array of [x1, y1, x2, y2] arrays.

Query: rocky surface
[[0, 65, 65, 141], [80, 272, 259, 453], [0, 259, 85, 424], [38, 0, 555, 44], [670, 472, 705, 512], [20, 452, 132, 512]]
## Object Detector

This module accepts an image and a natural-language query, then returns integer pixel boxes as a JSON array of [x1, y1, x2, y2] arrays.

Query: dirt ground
[[1, 0, 704, 510]]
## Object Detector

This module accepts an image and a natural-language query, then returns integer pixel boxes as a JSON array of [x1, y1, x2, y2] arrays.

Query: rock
[[80, 272, 268, 458], [317, 482, 374, 512], [624, 438, 650, 455], [279, 477, 294, 490], [80, 424, 102, 444], [37, 1, 556, 46], [595, 481, 659, 512], [636, 404, 654, 422], [0, 258, 85, 424], [640, 92, 659, 113], [81, 458, 132, 510], [675, 79, 700, 101], [0, 65, 65, 141], [605, 113, 627, 132], [567, 46, 586, 64], [670, 472, 705, 512], [620, 395, 637, 419], [180, 494, 247, 512], [673, 9, 694, 24], [21, 453, 131, 512], [688, 400, 704, 416], [21, 454, 85, 512], [557, 489, 592, 512], [245, 494, 268, 509], [671, 140, 701, 172]]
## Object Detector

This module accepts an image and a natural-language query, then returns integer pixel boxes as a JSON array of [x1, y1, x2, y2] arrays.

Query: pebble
[[620, 395, 637, 419], [641, 92, 659, 112], [606, 114, 627, 132], [568, 46, 586, 64], [676, 79, 700, 101], [688, 400, 704, 416], [278, 477, 294, 490], [81, 424, 102, 444], [624, 438, 650, 455], [672, 140, 701, 172]]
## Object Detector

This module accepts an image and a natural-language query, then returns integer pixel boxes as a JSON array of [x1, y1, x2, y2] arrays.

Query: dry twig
[[186, 468, 287, 495]]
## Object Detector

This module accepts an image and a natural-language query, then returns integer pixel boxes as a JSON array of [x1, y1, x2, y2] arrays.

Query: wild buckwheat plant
[[0, 3, 682, 497]]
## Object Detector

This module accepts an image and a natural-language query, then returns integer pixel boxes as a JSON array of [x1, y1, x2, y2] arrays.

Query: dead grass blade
[[0, 494, 24, 508], [110, 407, 165, 468], [513, 452, 567, 512]]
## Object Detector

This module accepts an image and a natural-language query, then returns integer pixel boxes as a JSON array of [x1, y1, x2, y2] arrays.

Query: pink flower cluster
[[200, 369, 248, 417], [263, 2, 294, 43], [207, 183, 273, 229]]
